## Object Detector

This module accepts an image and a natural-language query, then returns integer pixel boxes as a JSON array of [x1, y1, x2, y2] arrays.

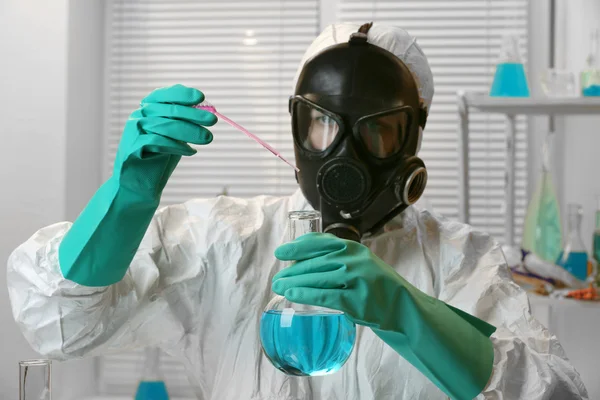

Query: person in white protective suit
[[7, 23, 588, 400]]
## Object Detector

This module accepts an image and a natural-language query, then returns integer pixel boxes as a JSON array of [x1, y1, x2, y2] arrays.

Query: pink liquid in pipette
[[195, 102, 299, 172]]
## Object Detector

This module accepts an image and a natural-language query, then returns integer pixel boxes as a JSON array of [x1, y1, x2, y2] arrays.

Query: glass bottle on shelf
[[581, 29, 600, 97], [556, 204, 590, 281], [591, 196, 600, 283], [260, 210, 356, 376], [521, 133, 562, 263], [489, 34, 530, 97]]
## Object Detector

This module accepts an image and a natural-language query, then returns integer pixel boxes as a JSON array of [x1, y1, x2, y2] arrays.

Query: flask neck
[[288, 211, 322, 241], [565, 205, 586, 250], [568, 214, 581, 232], [141, 347, 163, 381], [567, 204, 583, 232], [587, 29, 599, 66]]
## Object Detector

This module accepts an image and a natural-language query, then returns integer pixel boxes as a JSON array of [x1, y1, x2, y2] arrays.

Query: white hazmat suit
[[7, 24, 588, 400]]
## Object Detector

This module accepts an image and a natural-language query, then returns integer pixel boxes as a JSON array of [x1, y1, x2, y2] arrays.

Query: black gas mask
[[290, 25, 429, 242]]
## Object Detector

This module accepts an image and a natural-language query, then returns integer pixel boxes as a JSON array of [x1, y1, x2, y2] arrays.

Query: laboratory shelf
[[463, 92, 600, 115], [457, 91, 600, 246]]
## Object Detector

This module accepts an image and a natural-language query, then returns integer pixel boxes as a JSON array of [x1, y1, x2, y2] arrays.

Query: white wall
[[0, 0, 103, 398], [0, 1, 68, 397], [59, 2, 106, 398], [66, 0, 105, 221]]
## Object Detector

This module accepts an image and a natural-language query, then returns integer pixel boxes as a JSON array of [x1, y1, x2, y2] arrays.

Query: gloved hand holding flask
[[273, 233, 495, 400]]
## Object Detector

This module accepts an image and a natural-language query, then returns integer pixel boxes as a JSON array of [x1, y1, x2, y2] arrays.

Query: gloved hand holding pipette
[[58, 84, 217, 286], [51, 81, 298, 288]]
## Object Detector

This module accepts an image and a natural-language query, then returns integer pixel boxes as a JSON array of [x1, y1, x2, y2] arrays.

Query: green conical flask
[[521, 133, 562, 262]]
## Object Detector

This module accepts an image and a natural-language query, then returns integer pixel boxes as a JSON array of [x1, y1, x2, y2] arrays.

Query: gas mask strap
[[349, 22, 373, 44], [419, 102, 428, 130]]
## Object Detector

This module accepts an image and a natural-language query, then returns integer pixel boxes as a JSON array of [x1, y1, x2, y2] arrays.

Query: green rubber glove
[[273, 232, 495, 400], [59, 84, 217, 287]]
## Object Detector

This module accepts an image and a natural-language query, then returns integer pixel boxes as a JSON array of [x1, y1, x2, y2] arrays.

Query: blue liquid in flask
[[490, 63, 530, 97], [260, 310, 356, 376], [583, 84, 600, 96], [135, 381, 169, 400], [556, 251, 589, 281]]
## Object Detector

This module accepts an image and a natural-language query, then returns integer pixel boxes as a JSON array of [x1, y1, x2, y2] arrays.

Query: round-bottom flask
[[259, 211, 356, 376]]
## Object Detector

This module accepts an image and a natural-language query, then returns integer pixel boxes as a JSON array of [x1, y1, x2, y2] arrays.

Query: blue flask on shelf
[[490, 35, 530, 97], [556, 204, 590, 281]]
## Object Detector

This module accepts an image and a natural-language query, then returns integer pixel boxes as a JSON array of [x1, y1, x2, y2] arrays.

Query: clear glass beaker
[[259, 210, 356, 376], [540, 69, 577, 97], [135, 347, 169, 400], [19, 359, 51, 400], [556, 204, 590, 281]]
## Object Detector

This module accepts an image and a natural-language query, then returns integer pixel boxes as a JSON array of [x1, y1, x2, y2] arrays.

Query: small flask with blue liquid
[[489, 34, 530, 97], [591, 197, 600, 283], [260, 210, 356, 376], [556, 204, 591, 282], [135, 347, 170, 400], [581, 29, 600, 97]]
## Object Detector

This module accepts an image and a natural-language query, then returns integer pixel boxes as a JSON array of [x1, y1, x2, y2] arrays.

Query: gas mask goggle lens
[[291, 96, 413, 159], [292, 100, 342, 152]]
